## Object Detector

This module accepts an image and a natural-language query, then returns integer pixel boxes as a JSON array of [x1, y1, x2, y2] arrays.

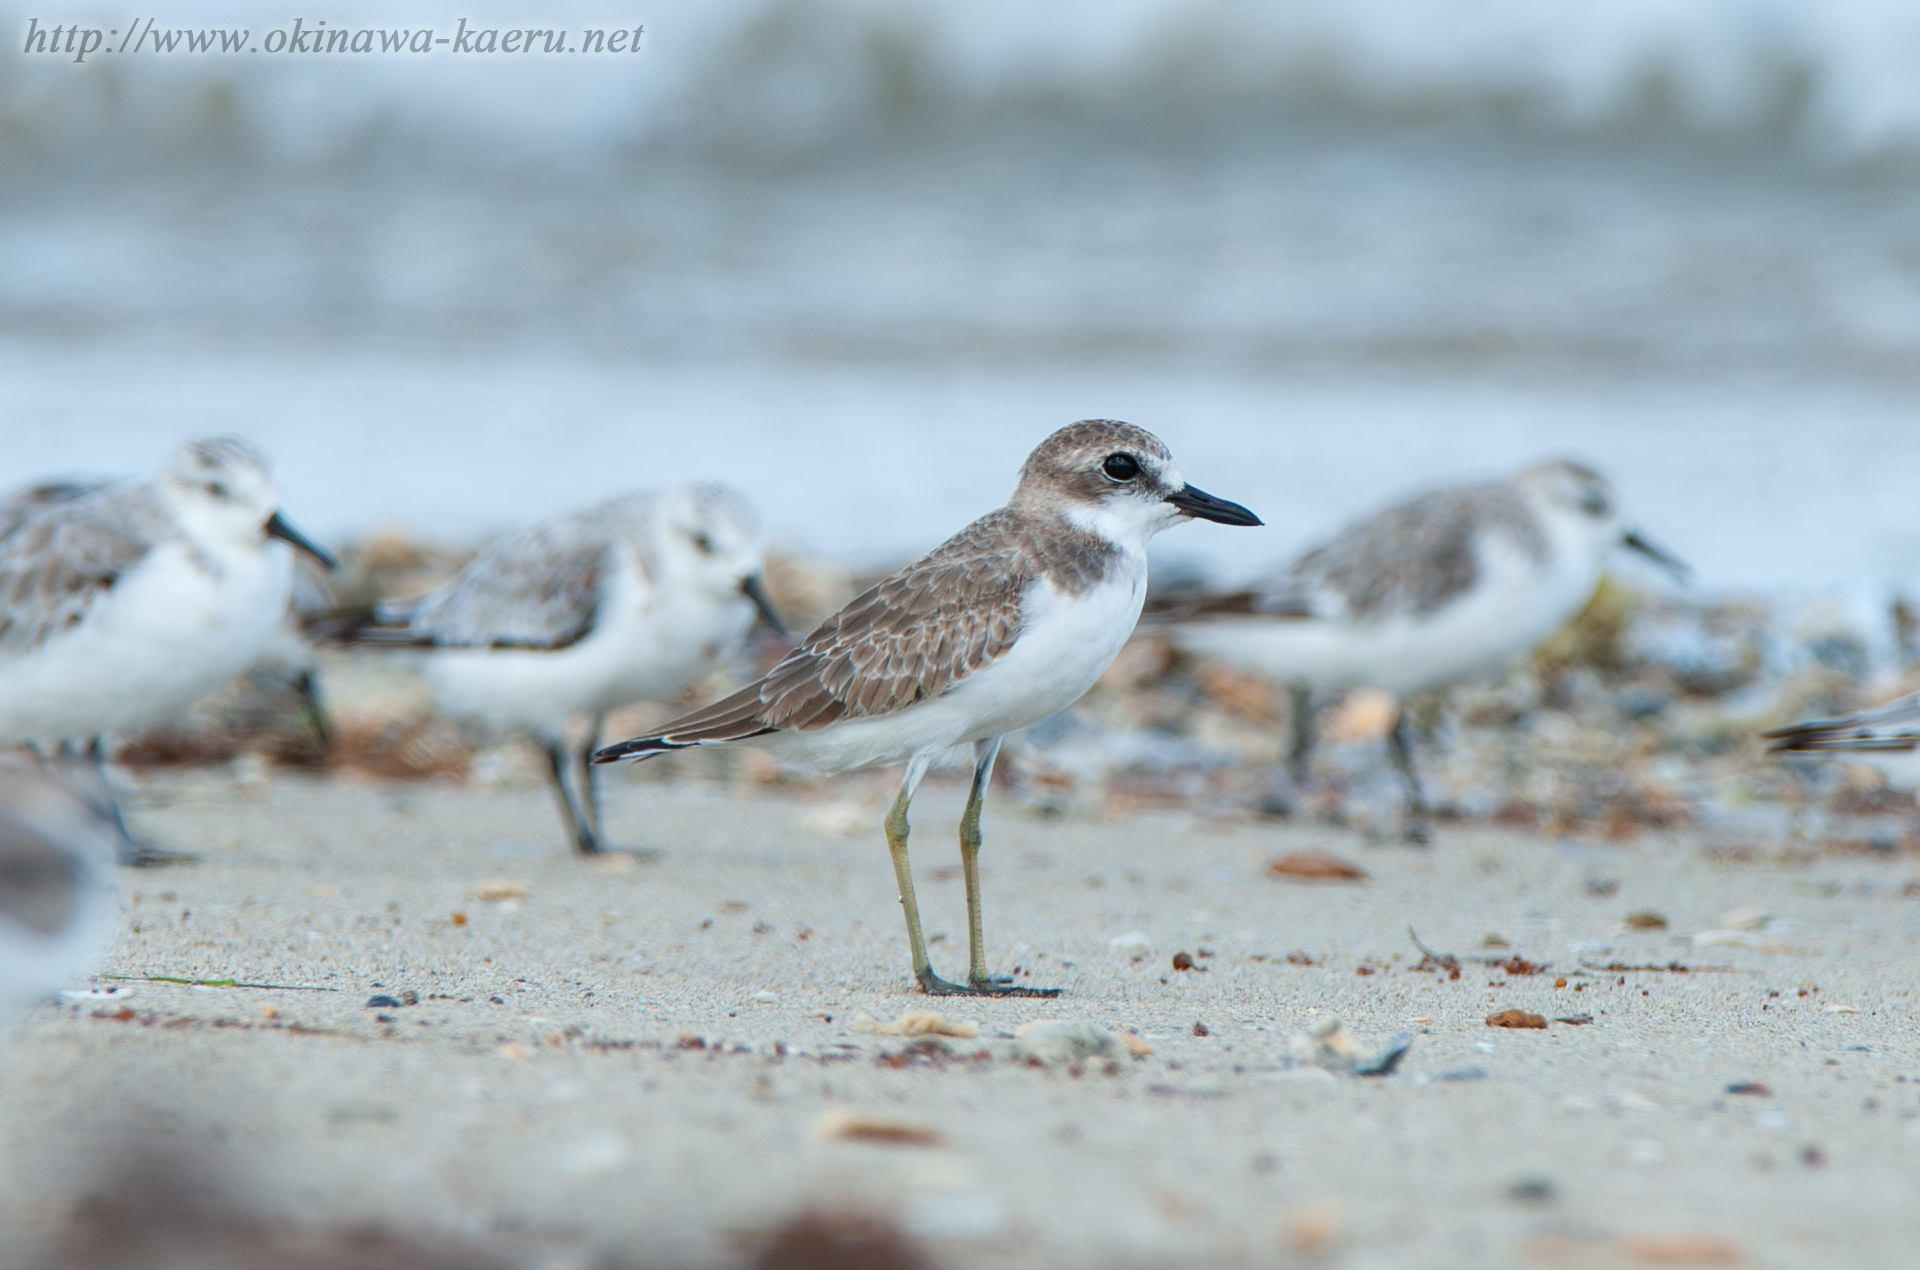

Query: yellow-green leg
[[885, 746, 1060, 998]]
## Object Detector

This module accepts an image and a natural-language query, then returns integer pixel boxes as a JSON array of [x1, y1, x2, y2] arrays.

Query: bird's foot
[[916, 969, 1061, 998], [574, 841, 664, 861], [119, 842, 199, 868]]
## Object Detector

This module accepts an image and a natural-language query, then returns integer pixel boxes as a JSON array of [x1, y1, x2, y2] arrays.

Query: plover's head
[[1013, 420, 1261, 547], [659, 483, 786, 635], [158, 436, 336, 568], [1516, 459, 1687, 579]]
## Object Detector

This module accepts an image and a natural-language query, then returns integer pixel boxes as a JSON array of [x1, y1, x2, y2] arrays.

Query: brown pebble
[[1614, 1232, 1741, 1265], [812, 1109, 943, 1148], [1266, 850, 1367, 882], [1726, 1082, 1772, 1096], [1172, 952, 1196, 971], [1193, 1021, 1210, 1037], [1554, 977, 1568, 989], [1485, 1010, 1548, 1029], [1624, 911, 1668, 930]]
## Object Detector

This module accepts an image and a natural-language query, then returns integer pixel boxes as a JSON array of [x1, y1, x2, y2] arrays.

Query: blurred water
[[3, 0, 1920, 611]]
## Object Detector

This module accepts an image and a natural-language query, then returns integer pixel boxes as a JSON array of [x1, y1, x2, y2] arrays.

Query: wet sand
[[2, 766, 1917, 1268]]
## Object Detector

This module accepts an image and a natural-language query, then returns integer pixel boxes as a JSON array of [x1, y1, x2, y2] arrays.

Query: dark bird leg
[[1260, 682, 1317, 815], [1388, 708, 1431, 845], [1287, 682, 1316, 788], [575, 713, 607, 844], [74, 737, 193, 867], [294, 669, 332, 758], [566, 714, 659, 858], [545, 737, 602, 855]]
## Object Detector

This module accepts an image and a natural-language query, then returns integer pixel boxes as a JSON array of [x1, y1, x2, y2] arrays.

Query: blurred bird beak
[[265, 512, 339, 571], [1165, 484, 1263, 527], [1620, 529, 1688, 581], [740, 574, 788, 636]]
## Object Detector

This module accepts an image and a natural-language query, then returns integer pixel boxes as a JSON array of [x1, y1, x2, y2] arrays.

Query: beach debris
[[1726, 1082, 1772, 1096], [1506, 1176, 1556, 1204], [1690, 929, 1767, 949], [1326, 687, 1396, 743], [1171, 951, 1204, 972], [1717, 905, 1770, 931], [1624, 911, 1669, 930], [471, 878, 529, 902], [1119, 1030, 1153, 1056], [1193, 1021, 1211, 1036], [755, 1207, 931, 1270], [1486, 1010, 1548, 1029], [1481, 932, 1511, 949], [751, 990, 779, 1003], [1824, 1003, 1862, 1014], [58, 986, 135, 1004], [1554, 1013, 1594, 1025], [102, 973, 334, 992], [1108, 931, 1154, 961], [1013, 1019, 1130, 1065], [800, 803, 871, 837], [1266, 849, 1367, 881], [847, 1010, 980, 1039], [366, 995, 401, 1009], [1283, 1199, 1346, 1257], [1613, 1232, 1742, 1265], [1285, 1015, 1412, 1076], [812, 1109, 943, 1148]]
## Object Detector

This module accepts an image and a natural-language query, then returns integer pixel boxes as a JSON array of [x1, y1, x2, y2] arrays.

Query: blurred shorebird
[[1154, 460, 1685, 838], [0, 438, 335, 864], [1764, 692, 1920, 791], [594, 421, 1261, 996], [347, 485, 785, 856], [0, 760, 123, 1024]]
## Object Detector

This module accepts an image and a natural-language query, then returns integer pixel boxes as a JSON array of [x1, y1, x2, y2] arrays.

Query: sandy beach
[[2, 765, 1916, 1268]]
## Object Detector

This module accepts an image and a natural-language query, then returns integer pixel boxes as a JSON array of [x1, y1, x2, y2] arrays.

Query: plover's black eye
[[206, 482, 229, 499], [692, 532, 715, 554], [1102, 453, 1140, 482]]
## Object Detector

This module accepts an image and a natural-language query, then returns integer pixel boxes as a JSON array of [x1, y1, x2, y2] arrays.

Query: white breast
[[0, 538, 293, 743]]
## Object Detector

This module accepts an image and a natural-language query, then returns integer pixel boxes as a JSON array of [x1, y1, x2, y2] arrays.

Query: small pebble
[[1486, 1010, 1548, 1029], [365, 995, 402, 1009]]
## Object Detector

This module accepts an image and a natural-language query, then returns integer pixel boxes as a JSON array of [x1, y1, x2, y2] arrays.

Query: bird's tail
[[591, 682, 779, 765]]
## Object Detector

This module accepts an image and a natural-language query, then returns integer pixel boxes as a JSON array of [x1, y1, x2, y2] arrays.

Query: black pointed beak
[[1620, 529, 1688, 581], [265, 511, 338, 571], [1166, 484, 1263, 527], [739, 573, 788, 636]]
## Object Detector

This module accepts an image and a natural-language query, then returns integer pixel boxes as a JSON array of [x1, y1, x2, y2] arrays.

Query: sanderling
[[1764, 692, 1920, 791], [1155, 460, 1684, 837], [0, 438, 335, 864], [0, 759, 123, 1024], [348, 484, 785, 856], [594, 421, 1260, 996]]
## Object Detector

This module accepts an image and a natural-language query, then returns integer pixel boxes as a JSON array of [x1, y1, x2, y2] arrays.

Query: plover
[[0, 438, 335, 863], [348, 484, 786, 856], [0, 759, 124, 1024], [1155, 460, 1685, 836], [1764, 692, 1920, 791], [593, 421, 1261, 996]]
